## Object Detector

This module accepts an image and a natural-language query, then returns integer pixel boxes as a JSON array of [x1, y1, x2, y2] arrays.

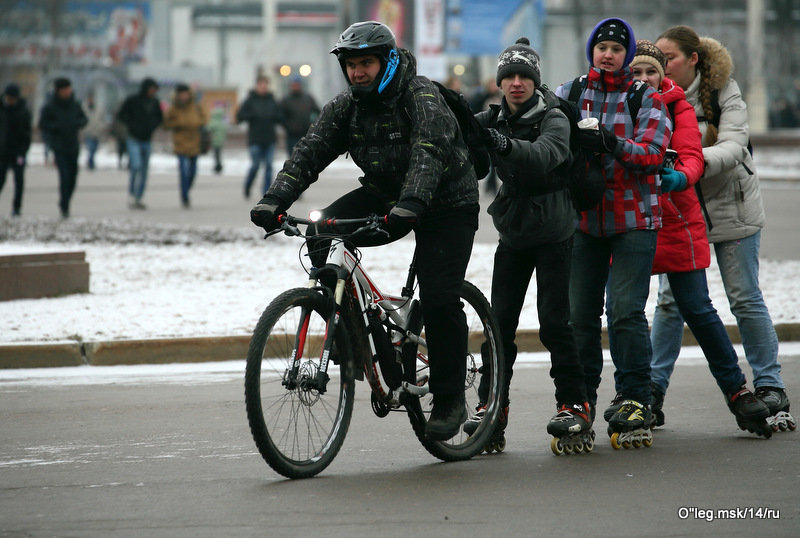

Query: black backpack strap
[[566, 76, 586, 104], [625, 79, 648, 122]]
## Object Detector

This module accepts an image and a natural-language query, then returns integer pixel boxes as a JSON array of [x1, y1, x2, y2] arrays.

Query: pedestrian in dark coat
[[279, 77, 320, 157], [236, 76, 283, 198], [117, 77, 163, 209], [0, 83, 32, 216], [38, 77, 88, 218]]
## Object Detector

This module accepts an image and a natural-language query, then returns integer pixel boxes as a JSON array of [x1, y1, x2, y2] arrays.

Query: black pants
[[0, 157, 25, 214], [310, 186, 479, 396], [484, 237, 587, 407], [54, 150, 79, 215]]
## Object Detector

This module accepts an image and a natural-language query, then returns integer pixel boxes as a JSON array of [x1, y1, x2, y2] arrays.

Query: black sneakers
[[426, 393, 467, 441]]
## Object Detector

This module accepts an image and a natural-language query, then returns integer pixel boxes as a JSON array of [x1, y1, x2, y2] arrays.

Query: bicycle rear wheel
[[245, 288, 355, 479], [407, 280, 505, 460]]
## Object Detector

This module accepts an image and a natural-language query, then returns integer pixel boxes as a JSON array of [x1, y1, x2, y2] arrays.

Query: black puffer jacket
[[37, 95, 88, 154], [0, 97, 32, 161], [475, 88, 576, 248], [267, 49, 478, 212], [236, 91, 282, 146], [117, 81, 163, 141]]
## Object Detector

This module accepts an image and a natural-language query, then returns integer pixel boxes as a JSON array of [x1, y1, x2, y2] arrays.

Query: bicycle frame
[[273, 214, 428, 409], [317, 238, 428, 406]]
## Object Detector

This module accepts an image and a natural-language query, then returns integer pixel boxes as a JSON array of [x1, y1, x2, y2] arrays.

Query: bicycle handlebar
[[264, 213, 388, 239]]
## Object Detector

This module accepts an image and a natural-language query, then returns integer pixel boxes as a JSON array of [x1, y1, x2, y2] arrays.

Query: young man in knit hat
[[555, 18, 671, 449], [465, 37, 594, 454]]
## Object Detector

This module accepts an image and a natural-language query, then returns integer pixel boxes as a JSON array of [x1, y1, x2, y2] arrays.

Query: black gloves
[[250, 195, 286, 232], [485, 128, 512, 156], [386, 199, 426, 237], [578, 125, 619, 154]]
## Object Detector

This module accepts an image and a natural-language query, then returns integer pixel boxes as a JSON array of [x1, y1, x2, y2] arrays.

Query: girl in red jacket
[[617, 40, 770, 437]]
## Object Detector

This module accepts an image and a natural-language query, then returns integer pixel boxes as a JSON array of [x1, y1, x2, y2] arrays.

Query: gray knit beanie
[[496, 37, 541, 87]]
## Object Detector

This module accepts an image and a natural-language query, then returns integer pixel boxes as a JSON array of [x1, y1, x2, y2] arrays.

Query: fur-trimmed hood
[[699, 36, 733, 92]]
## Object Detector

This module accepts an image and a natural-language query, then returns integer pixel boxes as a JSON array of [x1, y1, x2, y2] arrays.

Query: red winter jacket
[[651, 78, 709, 274]]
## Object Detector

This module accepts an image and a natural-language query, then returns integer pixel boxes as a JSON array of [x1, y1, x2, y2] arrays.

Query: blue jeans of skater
[[0, 157, 25, 214], [612, 270, 746, 396], [54, 150, 79, 216], [570, 230, 656, 408], [127, 138, 152, 201], [480, 237, 586, 408], [177, 155, 198, 204], [244, 143, 275, 197], [650, 231, 782, 389], [85, 137, 99, 170]]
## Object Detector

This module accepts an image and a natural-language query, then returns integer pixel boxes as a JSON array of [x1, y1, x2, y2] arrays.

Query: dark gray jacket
[[476, 88, 576, 248], [266, 49, 478, 212]]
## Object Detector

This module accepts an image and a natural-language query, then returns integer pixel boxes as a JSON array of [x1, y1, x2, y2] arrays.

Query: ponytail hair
[[657, 25, 718, 146]]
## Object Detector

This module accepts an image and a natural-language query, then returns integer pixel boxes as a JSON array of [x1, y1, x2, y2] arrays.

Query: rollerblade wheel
[[643, 436, 653, 447], [622, 440, 632, 449], [632, 439, 641, 449], [574, 442, 584, 454], [610, 432, 622, 450], [550, 437, 564, 455], [584, 438, 594, 453]]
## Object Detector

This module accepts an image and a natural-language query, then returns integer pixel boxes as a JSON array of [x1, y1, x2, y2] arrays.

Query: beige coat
[[164, 93, 207, 157], [685, 37, 765, 243]]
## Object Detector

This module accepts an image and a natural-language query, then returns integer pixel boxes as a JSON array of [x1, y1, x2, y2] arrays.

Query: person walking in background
[[163, 83, 207, 208], [109, 113, 128, 170], [117, 77, 162, 209], [38, 77, 88, 219], [206, 107, 228, 174], [237, 75, 282, 199], [653, 25, 794, 432], [554, 18, 670, 446], [81, 93, 106, 171], [280, 76, 320, 158], [0, 83, 32, 217], [467, 37, 592, 452], [605, 40, 771, 437]]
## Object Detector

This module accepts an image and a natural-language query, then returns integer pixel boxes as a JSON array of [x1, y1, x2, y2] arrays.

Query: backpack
[[432, 80, 492, 179], [699, 88, 753, 155], [563, 76, 650, 211]]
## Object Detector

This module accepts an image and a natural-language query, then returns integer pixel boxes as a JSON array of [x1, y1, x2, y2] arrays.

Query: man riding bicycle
[[250, 21, 480, 440]]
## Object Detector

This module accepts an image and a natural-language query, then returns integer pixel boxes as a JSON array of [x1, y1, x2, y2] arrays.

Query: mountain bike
[[244, 213, 505, 479]]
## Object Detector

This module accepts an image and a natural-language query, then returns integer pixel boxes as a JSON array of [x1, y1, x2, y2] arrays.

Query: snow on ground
[[1, 216, 799, 345]]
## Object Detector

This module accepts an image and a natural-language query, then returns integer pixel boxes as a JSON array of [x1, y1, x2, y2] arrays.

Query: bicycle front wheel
[[408, 280, 505, 460], [245, 288, 355, 479]]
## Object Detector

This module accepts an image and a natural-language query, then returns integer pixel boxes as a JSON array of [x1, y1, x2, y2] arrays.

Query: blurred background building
[[1, 0, 798, 132]]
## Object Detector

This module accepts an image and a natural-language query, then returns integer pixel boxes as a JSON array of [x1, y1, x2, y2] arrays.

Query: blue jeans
[[570, 230, 657, 407], [650, 231, 782, 388], [127, 138, 152, 201], [85, 137, 99, 170], [244, 144, 275, 196], [177, 155, 198, 203], [633, 271, 745, 396]]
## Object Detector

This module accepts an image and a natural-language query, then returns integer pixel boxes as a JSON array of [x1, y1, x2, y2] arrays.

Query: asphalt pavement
[[1, 357, 797, 537]]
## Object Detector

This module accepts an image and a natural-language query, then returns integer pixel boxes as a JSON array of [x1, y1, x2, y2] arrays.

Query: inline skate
[[547, 402, 595, 455], [754, 387, 795, 433], [602, 392, 625, 422], [464, 404, 508, 453], [607, 399, 654, 450], [726, 386, 772, 438]]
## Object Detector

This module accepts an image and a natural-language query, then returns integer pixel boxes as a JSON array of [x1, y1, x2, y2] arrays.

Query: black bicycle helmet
[[331, 21, 400, 100]]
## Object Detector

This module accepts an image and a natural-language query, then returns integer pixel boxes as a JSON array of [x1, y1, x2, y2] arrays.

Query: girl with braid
[[652, 25, 795, 433]]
